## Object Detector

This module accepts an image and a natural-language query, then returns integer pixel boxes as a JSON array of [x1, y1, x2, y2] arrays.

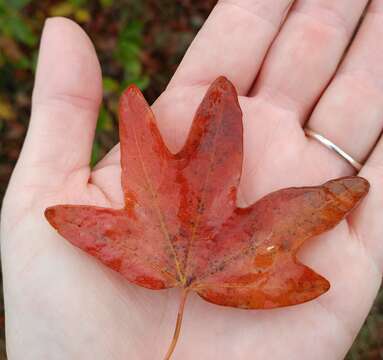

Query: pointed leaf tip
[[125, 83, 142, 95], [210, 76, 238, 96], [45, 206, 59, 227], [119, 84, 145, 112], [44, 206, 53, 218], [324, 176, 370, 202]]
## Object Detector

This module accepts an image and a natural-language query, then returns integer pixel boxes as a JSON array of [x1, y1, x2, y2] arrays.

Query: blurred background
[[0, 0, 382, 359]]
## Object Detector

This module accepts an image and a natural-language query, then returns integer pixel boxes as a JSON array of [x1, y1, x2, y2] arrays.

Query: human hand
[[2, 1, 383, 359]]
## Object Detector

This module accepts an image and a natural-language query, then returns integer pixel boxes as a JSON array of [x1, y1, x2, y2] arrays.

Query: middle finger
[[249, 0, 368, 123]]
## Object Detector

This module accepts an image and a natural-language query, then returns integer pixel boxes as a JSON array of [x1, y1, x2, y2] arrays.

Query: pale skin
[[2, 0, 383, 359]]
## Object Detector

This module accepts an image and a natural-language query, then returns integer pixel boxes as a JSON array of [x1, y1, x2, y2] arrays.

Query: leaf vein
[[131, 117, 184, 283]]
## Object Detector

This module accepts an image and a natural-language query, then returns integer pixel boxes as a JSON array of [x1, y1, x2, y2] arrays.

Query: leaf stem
[[163, 289, 189, 360]]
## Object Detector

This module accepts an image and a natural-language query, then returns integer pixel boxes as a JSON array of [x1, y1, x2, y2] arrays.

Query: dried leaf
[[45, 77, 369, 359]]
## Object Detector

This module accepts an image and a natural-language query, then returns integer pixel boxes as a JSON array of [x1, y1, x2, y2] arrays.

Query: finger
[[357, 140, 383, 269], [167, 0, 294, 95], [250, 0, 368, 121], [352, 1, 383, 268], [291, 2, 383, 343], [306, 1, 383, 169], [17, 17, 102, 187]]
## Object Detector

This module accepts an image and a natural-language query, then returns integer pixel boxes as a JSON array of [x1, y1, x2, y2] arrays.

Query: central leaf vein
[[132, 118, 185, 284]]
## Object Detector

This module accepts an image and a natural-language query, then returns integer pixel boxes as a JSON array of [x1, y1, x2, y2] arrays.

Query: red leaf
[[45, 77, 369, 359]]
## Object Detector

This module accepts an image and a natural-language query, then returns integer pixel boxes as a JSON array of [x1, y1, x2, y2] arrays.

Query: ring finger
[[305, 0, 383, 173]]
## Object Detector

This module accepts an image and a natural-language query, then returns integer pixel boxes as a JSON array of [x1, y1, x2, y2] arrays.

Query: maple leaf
[[45, 77, 369, 359]]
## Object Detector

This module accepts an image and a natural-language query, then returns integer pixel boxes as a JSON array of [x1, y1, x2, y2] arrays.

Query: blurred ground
[[0, 1, 382, 359]]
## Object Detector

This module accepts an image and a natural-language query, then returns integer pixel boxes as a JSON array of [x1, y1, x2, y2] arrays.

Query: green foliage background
[[0, 1, 382, 359]]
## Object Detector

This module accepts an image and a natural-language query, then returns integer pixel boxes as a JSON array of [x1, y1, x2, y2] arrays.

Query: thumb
[[13, 17, 102, 193]]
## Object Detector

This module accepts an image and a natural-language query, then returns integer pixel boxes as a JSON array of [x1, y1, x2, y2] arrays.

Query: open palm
[[2, 1, 383, 359]]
